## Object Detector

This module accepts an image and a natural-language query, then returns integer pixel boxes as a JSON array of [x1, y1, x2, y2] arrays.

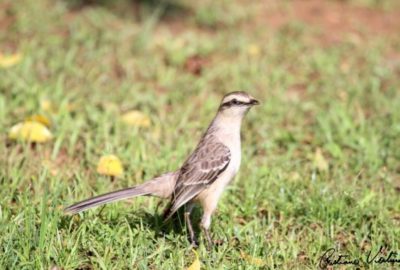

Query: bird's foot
[[213, 239, 224, 246], [190, 239, 199, 249], [202, 228, 214, 250]]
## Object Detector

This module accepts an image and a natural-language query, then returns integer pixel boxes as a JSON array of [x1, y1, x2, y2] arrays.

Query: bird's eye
[[232, 99, 239, 105]]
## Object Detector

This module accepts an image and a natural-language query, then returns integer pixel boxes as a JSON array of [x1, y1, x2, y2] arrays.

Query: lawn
[[1, 0, 400, 269]]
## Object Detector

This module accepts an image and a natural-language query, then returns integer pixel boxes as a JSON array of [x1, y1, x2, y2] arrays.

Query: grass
[[1, 0, 400, 269]]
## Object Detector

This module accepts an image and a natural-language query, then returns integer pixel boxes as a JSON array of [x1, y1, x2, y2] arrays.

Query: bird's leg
[[200, 213, 213, 249], [184, 205, 198, 247], [184, 212, 197, 247]]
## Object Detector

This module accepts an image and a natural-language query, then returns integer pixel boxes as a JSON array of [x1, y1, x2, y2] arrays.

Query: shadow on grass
[[124, 206, 204, 242], [59, 204, 205, 245], [64, 0, 191, 22]]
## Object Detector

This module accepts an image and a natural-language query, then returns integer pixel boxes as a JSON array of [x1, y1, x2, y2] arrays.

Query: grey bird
[[65, 91, 259, 247]]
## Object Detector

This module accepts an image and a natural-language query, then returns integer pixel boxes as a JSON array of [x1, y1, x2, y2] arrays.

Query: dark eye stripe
[[221, 100, 248, 107]]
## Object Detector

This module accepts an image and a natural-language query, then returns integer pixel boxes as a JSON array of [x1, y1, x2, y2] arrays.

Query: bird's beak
[[249, 97, 260, 106]]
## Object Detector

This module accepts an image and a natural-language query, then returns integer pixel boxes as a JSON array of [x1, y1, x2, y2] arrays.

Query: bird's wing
[[164, 136, 231, 219]]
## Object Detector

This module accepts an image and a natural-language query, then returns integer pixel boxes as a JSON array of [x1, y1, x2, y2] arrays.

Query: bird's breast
[[215, 131, 241, 176], [230, 149, 241, 175]]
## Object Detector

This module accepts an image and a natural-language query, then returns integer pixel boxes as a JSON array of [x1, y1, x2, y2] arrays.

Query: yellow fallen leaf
[[8, 121, 53, 143], [25, 114, 51, 127], [0, 53, 22, 68], [247, 44, 260, 57], [240, 250, 266, 267], [186, 250, 200, 270], [97, 155, 124, 177], [314, 148, 329, 172], [121, 110, 151, 127]]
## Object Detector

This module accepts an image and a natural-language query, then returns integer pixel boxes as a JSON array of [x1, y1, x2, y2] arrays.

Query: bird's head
[[218, 91, 259, 118]]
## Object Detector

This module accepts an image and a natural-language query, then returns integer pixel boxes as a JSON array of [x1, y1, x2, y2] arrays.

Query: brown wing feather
[[164, 135, 231, 219]]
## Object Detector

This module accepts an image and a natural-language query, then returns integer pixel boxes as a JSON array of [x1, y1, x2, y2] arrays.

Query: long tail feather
[[64, 171, 178, 215], [64, 187, 149, 214]]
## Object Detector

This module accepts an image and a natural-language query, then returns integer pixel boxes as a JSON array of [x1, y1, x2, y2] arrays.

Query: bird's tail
[[64, 172, 177, 215]]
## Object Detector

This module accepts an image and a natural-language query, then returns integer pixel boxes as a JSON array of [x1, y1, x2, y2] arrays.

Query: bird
[[64, 91, 259, 247]]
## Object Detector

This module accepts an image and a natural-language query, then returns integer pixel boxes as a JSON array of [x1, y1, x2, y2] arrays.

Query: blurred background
[[0, 0, 399, 269]]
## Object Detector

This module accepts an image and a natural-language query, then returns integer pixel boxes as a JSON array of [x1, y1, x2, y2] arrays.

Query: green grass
[[1, 0, 400, 269]]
